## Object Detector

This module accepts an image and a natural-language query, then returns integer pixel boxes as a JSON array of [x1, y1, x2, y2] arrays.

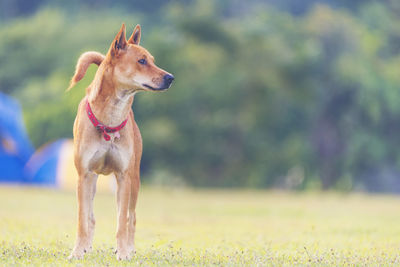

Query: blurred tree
[[1, 0, 400, 191]]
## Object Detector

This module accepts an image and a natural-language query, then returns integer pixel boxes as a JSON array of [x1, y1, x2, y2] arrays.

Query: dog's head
[[107, 24, 174, 92]]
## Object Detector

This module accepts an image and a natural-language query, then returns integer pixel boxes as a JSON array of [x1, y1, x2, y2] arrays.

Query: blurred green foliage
[[2, 0, 400, 191]]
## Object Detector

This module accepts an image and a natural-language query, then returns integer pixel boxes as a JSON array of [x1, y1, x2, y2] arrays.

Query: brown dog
[[67, 24, 174, 260]]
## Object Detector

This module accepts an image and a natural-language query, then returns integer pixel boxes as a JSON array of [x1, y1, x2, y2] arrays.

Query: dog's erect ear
[[111, 23, 127, 56], [128, 24, 141, 45]]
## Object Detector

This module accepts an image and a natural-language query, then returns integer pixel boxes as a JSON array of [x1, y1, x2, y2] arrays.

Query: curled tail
[[67, 51, 105, 91]]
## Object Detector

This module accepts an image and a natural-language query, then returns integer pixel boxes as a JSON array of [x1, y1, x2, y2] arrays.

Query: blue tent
[[25, 139, 66, 185], [0, 92, 34, 182]]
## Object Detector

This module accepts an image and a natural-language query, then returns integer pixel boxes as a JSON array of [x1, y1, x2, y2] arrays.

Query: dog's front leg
[[127, 166, 140, 254], [69, 172, 98, 259], [115, 172, 131, 260]]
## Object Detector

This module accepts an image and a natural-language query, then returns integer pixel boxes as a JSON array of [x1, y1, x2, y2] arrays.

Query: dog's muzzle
[[143, 74, 174, 91]]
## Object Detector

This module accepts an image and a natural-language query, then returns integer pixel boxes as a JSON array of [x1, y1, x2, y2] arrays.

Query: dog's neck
[[88, 65, 135, 127]]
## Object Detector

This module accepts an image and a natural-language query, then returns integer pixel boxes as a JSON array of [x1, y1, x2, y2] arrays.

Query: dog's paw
[[68, 245, 91, 260], [68, 249, 86, 260], [116, 249, 132, 260], [127, 244, 136, 255]]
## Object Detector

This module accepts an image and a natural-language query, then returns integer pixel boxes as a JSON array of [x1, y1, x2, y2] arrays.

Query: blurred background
[[1, 0, 400, 193]]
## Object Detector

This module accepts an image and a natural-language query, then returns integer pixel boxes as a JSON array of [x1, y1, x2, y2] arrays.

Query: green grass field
[[1, 186, 400, 266]]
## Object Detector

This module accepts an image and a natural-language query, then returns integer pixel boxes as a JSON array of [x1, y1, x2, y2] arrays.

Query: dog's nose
[[163, 74, 174, 85]]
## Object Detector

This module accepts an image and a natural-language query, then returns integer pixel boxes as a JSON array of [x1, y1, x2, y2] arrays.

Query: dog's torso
[[73, 97, 141, 176]]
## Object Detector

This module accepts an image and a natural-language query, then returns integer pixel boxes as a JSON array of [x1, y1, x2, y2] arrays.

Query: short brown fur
[[68, 24, 173, 260]]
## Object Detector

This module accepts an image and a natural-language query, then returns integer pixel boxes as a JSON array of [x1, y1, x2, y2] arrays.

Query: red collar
[[85, 99, 128, 141]]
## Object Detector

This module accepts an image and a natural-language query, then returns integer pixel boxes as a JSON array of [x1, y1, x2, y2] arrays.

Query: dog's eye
[[138, 58, 147, 65]]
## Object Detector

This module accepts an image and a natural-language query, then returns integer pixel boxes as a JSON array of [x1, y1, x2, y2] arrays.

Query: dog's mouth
[[143, 84, 169, 91]]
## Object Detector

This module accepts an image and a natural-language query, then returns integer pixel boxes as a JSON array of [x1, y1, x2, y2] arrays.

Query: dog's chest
[[86, 140, 132, 175]]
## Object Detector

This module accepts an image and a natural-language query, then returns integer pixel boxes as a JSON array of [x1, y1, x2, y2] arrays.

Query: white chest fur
[[80, 138, 133, 175]]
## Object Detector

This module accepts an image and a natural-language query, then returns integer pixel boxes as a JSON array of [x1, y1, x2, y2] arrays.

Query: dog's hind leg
[[115, 172, 132, 260], [69, 172, 98, 259]]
